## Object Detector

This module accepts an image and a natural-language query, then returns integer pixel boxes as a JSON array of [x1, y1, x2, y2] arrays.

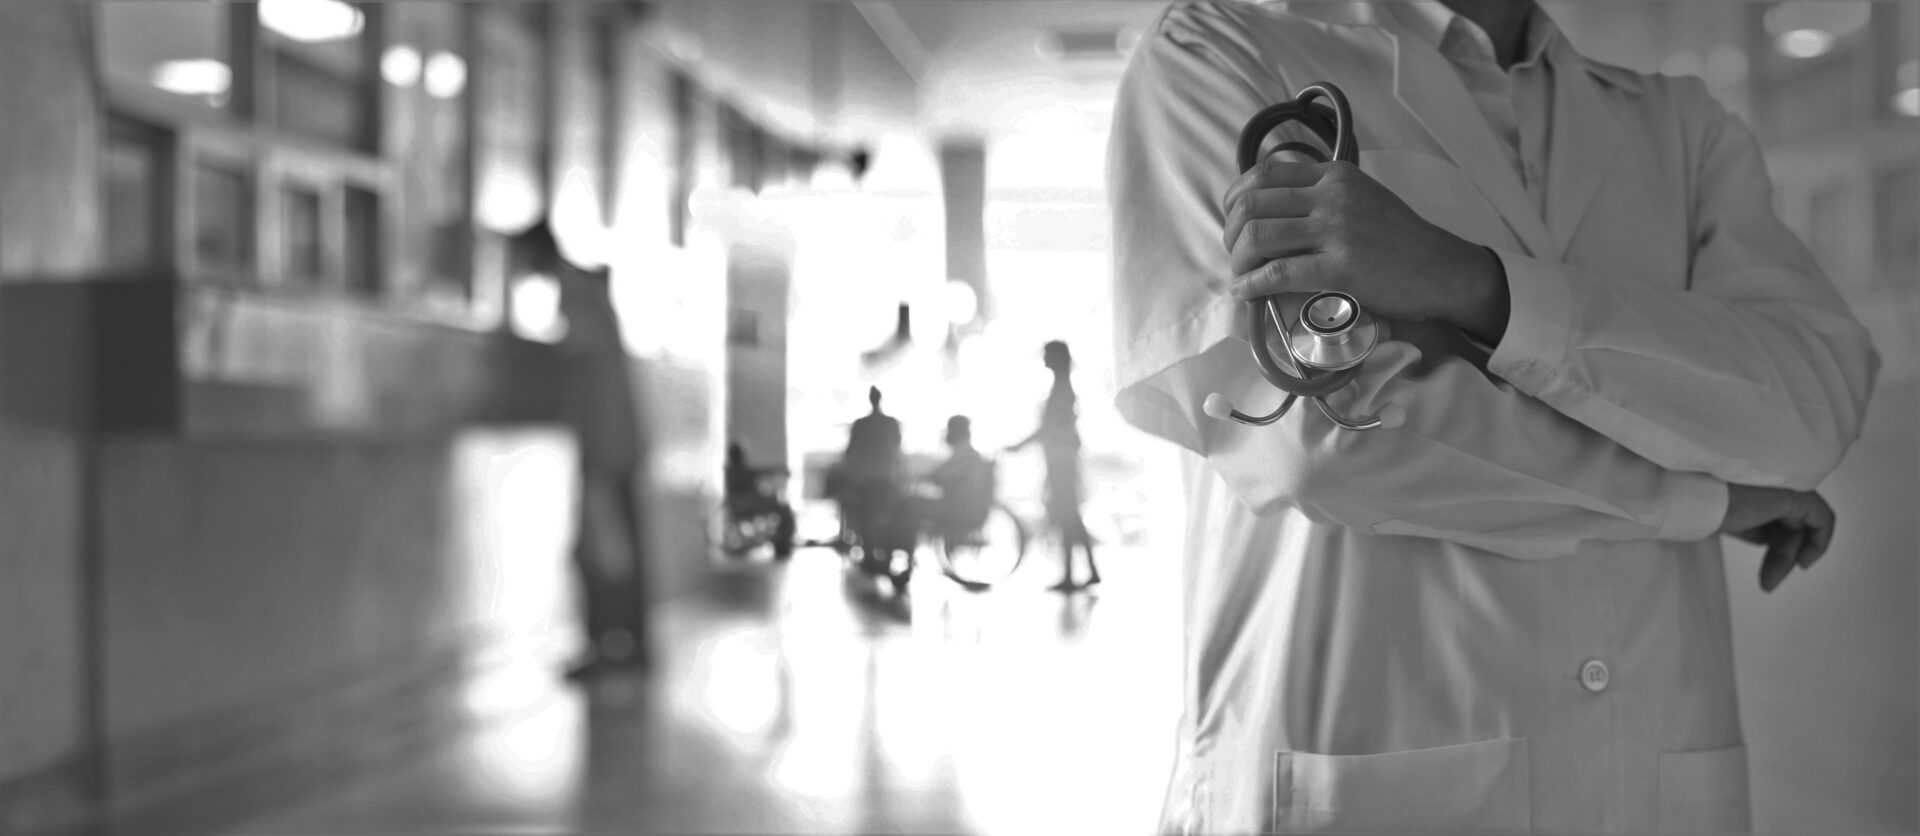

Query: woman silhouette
[[1009, 341, 1099, 591]]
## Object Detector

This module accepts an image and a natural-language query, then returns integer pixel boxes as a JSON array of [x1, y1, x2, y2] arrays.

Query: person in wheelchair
[[724, 442, 796, 559], [920, 415, 995, 542]]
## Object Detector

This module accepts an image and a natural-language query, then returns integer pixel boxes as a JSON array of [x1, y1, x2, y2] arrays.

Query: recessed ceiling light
[[259, 0, 365, 44], [1777, 28, 1833, 59], [382, 45, 422, 88], [424, 52, 467, 99], [150, 59, 231, 96]]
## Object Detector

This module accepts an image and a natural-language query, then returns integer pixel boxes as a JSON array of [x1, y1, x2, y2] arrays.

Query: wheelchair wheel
[[934, 502, 1027, 589]]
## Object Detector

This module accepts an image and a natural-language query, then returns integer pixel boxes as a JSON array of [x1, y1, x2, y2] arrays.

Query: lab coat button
[[1580, 659, 1610, 693]]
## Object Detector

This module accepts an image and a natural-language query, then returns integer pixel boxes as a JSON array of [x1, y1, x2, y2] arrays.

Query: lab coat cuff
[[1659, 474, 1729, 542], [1486, 250, 1572, 395]]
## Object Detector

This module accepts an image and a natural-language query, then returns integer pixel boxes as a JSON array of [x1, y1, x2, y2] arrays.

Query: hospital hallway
[[186, 543, 1184, 836]]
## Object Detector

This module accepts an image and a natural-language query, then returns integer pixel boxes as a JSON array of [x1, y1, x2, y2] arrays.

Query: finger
[[1228, 217, 1321, 274], [1231, 252, 1337, 301], [1799, 510, 1835, 570], [1223, 188, 1318, 252], [1760, 527, 1806, 593], [1222, 159, 1331, 210]]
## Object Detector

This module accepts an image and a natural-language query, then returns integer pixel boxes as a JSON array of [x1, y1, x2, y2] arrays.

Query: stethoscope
[[1201, 82, 1397, 432]]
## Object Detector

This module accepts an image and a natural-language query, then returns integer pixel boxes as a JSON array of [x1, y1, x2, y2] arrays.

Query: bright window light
[[424, 51, 467, 99], [510, 273, 569, 344], [381, 45, 422, 87], [149, 59, 230, 96], [258, 0, 365, 43], [943, 280, 979, 326], [1777, 29, 1833, 59]]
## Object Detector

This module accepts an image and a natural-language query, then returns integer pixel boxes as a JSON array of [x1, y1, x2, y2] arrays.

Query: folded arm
[[1111, 14, 1728, 560], [1482, 80, 1878, 490]]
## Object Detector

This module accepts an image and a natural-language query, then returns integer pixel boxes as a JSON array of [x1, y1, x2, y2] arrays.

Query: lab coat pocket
[[1273, 737, 1530, 832], [1362, 150, 1513, 250], [1657, 745, 1750, 832]]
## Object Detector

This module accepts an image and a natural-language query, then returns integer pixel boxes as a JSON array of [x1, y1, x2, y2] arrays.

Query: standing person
[[512, 219, 651, 681], [839, 386, 904, 559], [1108, 1, 1878, 832], [1009, 341, 1099, 592]]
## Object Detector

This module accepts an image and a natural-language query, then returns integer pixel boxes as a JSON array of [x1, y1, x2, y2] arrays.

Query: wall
[[0, 5, 104, 833], [725, 237, 794, 468], [94, 430, 577, 828]]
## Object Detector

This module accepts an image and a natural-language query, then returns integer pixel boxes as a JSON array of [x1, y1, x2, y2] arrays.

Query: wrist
[[1448, 245, 1509, 344]]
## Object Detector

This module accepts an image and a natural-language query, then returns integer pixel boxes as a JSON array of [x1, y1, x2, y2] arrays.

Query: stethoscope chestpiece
[[1285, 291, 1378, 373]]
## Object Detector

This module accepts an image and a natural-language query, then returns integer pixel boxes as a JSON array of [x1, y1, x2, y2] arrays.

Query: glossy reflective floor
[[216, 542, 1184, 834]]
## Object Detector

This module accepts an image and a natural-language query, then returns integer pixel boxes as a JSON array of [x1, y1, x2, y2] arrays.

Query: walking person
[[1009, 341, 1099, 592]]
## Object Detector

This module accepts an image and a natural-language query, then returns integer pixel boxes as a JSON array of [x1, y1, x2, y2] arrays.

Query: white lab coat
[[1107, 2, 1880, 832]]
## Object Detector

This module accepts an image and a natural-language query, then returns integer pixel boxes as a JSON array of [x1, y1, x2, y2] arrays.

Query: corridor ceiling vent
[[259, 0, 365, 44], [1763, 1, 1870, 60], [1037, 27, 1139, 64]]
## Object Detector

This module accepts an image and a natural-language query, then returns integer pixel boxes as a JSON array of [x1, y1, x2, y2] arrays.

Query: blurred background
[[0, 1, 1913, 834]]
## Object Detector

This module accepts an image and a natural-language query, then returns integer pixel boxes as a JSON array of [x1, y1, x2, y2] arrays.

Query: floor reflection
[[217, 542, 1183, 834]]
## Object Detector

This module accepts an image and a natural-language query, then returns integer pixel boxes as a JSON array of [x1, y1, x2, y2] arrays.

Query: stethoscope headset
[[1201, 82, 1399, 432]]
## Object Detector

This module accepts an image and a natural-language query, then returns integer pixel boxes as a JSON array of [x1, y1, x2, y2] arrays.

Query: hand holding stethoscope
[[1204, 83, 1397, 430], [1206, 82, 1506, 430]]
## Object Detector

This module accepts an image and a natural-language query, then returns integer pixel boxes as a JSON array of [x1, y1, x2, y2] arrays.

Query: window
[[280, 182, 325, 284], [193, 159, 253, 277], [93, 1, 490, 311], [259, 0, 378, 150], [104, 116, 172, 273]]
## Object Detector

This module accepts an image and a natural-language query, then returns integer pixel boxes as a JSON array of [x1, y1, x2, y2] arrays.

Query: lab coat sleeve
[[1109, 9, 1728, 560], [1486, 78, 1880, 491]]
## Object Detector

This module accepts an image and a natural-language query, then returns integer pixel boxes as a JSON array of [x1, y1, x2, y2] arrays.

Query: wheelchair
[[831, 467, 1029, 594], [718, 467, 795, 560]]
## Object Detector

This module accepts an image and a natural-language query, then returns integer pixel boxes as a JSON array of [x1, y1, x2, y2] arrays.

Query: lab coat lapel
[[1388, 29, 1557, 259], [1545, 48, 1622, 260]]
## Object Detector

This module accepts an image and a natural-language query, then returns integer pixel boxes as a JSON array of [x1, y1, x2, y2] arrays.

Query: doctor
[[1108, 1, 1879, 833]]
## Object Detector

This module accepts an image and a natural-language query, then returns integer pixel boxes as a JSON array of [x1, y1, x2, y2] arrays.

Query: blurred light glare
[[258, 0, 365, 43], [1895, 88, 1920, 118], [1705, 45, 1749, 88], [510, 273, 569, 344], [1777, 29, 1833, 59], [381, 45, 422, 87], [424, 52, 468, 99], [477, 172, 542, 233], [1764, 2, 1871, 39], [553, 167, 610, 269], [149, 59, 231, 96]]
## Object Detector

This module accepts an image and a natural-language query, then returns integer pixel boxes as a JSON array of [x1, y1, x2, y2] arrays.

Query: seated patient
[[925, 415, 995, 537]]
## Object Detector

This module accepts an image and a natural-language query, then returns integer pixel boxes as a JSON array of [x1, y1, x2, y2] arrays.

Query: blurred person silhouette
[[511, 219, 651, 680], [838, 387, 904, 560], [1009, 341, 1098, 591], [923, 415, 995, 537], [724, 441, 795, 559]]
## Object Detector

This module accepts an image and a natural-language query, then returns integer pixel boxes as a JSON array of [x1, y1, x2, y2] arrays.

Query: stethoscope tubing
[[1227, 81, 1385, 431]]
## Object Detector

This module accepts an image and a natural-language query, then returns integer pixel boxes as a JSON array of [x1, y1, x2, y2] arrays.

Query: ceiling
[[863, 1, 1162, 132]]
